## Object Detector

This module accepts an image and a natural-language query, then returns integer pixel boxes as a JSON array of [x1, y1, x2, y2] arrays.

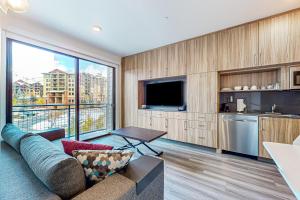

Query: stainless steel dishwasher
[[220, 114, 259, 156]]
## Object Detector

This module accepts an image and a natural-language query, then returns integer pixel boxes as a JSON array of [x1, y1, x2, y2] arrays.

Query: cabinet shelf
[[219, 89, 284, 93]]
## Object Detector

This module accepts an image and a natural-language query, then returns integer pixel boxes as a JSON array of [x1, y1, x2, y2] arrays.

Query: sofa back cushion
[[20, 135, 86, 199], [1, 124, 32, 152]]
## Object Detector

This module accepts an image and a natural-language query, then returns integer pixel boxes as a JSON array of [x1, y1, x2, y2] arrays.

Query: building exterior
[[13, 80, 43, 100], [79, 72, 107, 104], [43, 69, 75, 104]]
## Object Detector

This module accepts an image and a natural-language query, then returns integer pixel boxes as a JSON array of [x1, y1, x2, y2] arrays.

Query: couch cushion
[[0, 140, 61, 200], [20, 135, 86, 199], [1, 124, 32, 152]]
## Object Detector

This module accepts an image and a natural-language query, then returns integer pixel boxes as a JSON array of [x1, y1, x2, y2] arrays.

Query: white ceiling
[[9, 0, 300, 56]]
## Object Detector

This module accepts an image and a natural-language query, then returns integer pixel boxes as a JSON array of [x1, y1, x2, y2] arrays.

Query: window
[[7, 39, 115, 140]]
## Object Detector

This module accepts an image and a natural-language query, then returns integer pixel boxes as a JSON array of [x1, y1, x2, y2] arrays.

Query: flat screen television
[[145, 81, 184, 106]]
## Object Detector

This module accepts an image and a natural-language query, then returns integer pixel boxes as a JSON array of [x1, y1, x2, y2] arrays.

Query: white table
[[264, 142, 300, 200]]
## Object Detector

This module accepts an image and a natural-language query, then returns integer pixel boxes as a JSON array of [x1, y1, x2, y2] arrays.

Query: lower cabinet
[[259, 117, 300, 158], [167, 118, 187, 142], [136, 110, 217, 148]]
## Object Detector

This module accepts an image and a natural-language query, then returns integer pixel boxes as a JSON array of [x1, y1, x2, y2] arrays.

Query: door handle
[[184, 121, 187, 130], [165, 119, 168, 129]]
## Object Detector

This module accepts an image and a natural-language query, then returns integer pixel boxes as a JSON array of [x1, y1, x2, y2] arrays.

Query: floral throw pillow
[[72, 150, 133, 183]]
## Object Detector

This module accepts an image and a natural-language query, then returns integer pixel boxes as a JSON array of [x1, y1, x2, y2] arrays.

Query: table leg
[[121, 137, 144, 156], [142, 142, 163, 156]]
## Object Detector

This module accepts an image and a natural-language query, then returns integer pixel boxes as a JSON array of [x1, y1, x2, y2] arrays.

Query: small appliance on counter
[[237, 99, 247, 112]]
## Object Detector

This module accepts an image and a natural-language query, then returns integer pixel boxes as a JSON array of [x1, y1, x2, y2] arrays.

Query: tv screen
[[146, 81, 184, 106]]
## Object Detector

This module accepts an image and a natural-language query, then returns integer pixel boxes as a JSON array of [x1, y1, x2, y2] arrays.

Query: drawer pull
[[198, 137, 206, 140]]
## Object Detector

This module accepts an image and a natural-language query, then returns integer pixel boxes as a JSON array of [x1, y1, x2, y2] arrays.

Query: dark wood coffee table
[[110, 126, 167, 156]]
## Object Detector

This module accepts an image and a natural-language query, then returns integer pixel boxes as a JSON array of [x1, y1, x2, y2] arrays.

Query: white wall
[[0, 13, 122, 130]]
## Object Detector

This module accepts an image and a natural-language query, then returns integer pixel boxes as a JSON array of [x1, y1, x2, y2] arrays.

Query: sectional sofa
[[0, 124, 164, 200]]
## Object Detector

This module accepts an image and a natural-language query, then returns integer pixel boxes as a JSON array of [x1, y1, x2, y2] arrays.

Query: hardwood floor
[[93, 136, 295, 200]]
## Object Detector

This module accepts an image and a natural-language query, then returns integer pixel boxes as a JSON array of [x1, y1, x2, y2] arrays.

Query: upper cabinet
[[150, 47, 168, 79], [137, 51, 151, 80], [288, 9, 300, 63], [259, 13, 289, 66], [122, 56, 138, 127], [218, 22, 259, 71], [167, 41, 187, 77], [187, 33, 218, 74]]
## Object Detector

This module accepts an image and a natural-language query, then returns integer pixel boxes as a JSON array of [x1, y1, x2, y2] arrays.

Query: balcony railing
[[12, 103, 110, 137]]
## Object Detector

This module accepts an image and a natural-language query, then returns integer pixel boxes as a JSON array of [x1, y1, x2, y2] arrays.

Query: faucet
[[271, 104, 277, 113]]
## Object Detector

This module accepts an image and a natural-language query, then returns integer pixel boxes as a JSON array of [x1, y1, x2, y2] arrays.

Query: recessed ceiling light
[[92, 25, 102, 32]]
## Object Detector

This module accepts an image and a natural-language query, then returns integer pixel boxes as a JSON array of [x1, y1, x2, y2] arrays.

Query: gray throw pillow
[[1, 124, 33, 152], [20, 135, 86, 199]]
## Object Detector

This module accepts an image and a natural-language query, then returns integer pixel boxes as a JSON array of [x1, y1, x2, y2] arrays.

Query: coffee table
[[110, 126, 167, 156]]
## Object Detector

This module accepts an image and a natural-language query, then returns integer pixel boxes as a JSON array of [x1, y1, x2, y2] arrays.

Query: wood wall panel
[[150, 47, 168, 78], [137, 51, 151, 80], [218, 22, 259, 71], [259, 117, 300, 158], [288, 9, 300, 63], [122, 56, 138, 127], [259, 13, 289, 66], [187, 33, 218, 74], [167, 41, 187, 76]]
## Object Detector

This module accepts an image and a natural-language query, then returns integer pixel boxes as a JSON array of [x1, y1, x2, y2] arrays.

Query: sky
[[12, 42, 108, 83]]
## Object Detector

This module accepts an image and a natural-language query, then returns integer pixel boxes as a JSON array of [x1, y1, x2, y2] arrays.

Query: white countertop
[[263, 142, 300, 200]]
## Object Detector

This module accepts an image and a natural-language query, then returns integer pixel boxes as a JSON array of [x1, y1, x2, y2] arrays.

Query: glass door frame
[[6, 38, 116, 140]]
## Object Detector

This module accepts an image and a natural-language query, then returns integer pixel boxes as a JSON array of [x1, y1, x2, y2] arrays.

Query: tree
[[81, 117, 93, 133], [35, 97, 45, 105]]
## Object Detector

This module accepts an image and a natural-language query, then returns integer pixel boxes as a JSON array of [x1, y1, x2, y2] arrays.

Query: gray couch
[[0, 125, 164, 200]]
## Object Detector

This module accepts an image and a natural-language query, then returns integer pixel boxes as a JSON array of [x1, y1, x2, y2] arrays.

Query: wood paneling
[[187, 33, 218, 74], [150, 47, 168, 78], [122, 56, 138, 127], [167, 118, 187, 142], [137, 110, 152, 129], [137, 51, 151, 80], [259, 117, 300, 158], [167, 41, 187, 76], [288, 9, 300, 63], [259, 13, 289, 66], [187, 72, 217, 113], [218, 22, 259, 71]]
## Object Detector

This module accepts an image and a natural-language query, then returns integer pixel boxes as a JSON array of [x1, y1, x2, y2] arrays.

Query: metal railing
[[12, 103, 109, 137]]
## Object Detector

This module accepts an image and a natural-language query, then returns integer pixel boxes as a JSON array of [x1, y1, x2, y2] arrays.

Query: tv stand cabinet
[[136, 109, 217, 148]]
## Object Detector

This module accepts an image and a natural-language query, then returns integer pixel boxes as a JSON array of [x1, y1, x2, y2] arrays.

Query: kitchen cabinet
[[123, 56, 138, 127], [259, 13, 289, 66], [259, 117, 300, 158], [187, 33, 218, 74], [167, 41, 187, 77], [218, 22, 259, 71], [187, 72, 218, 114], [150, 47, 168, 78], [288, 9, 300, 63], [137, 51, 151, 80], [167, 118, 187, 142], [137, 110, 152, 129]]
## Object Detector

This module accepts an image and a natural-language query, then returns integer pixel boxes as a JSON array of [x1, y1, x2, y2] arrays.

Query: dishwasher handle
[[224, 119, 258, 123]]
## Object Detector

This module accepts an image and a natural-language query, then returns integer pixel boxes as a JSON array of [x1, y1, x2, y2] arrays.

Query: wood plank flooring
[[93, 136, 296, 200]]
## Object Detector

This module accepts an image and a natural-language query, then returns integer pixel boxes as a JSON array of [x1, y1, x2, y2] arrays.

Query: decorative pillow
[[61, 139, 113, 155], [72, 150, 133, 183]]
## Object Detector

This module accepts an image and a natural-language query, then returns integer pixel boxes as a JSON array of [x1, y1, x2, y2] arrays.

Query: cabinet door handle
[[150, 117, 152, 127], [184, 121, 187, 130], [165, 119, 168, 129]]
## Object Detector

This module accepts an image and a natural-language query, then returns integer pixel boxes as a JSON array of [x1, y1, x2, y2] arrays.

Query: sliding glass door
[[7, 39, 115, 139], [78, 60, 114, 139]]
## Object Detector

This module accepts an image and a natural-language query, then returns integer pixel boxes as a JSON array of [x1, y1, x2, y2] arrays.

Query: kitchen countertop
[[264, 142, 300, 200], [219, 112, 300, 119]]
